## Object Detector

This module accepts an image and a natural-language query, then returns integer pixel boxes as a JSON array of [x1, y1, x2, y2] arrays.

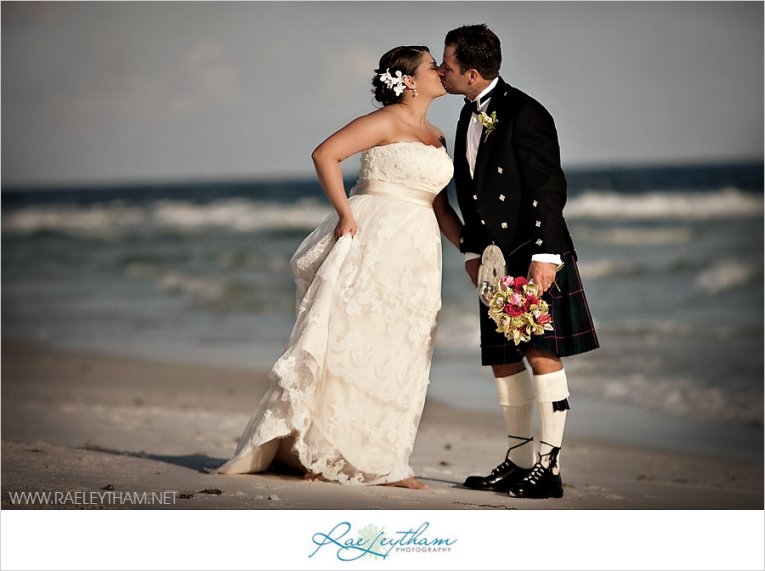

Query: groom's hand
[[465, 258, 480, 287], [528, 261, 557, 294]]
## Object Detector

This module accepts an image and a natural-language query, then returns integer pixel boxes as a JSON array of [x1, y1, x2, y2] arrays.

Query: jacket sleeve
[[513, 100, 568, 256]]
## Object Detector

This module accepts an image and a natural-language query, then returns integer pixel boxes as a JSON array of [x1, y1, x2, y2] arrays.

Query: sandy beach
[[1, 340, 761, 510]]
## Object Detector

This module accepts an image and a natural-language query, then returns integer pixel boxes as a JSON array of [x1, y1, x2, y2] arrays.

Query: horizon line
[[3, 158, 763, 192]]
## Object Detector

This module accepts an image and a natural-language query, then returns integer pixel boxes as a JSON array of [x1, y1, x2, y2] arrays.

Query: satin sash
[[352, 180, 435, 208]]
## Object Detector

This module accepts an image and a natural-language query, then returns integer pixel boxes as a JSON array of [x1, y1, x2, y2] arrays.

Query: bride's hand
[[333, 214, 357, 240]]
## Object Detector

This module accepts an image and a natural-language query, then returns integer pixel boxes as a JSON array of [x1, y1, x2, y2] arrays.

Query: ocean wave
[[2, 188, 761, 237], [574, 373, 763, 427], [695, 260, 755, 295], [1, 198, 333, 238], [433, 315, 763, 425], [122, 264, 295, 313], [575, 259, 648, 280], [565, 188, 762, 220], [574, 226, 695, 246]]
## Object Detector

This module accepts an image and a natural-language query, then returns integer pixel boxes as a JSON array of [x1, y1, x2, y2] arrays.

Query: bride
[[217, 45, 462, 489]]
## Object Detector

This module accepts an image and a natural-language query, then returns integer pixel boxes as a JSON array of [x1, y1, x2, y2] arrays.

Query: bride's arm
[[431, 135, 463, 248], [311, 112, 392, 238], [433, 190, 463, 248]]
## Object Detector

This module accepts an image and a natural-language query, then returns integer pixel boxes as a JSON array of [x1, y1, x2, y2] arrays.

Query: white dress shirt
[[463, 79, 561, 267], [466, 79, 498, 180]]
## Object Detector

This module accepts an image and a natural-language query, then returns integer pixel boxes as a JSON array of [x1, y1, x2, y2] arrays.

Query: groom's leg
[[462, 358, 536, 491], [491, 363, 536, 469], [526, 349, 569, 465], [465, 300, 537, 490], [533, 369, 569, 469], [508, 348, 568, 499]]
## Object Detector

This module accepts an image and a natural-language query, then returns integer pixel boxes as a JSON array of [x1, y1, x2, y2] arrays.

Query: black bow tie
[[463, 88, 495, 108]]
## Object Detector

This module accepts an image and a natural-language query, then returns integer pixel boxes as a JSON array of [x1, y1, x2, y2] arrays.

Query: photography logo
[[309, 521, 457, 562]]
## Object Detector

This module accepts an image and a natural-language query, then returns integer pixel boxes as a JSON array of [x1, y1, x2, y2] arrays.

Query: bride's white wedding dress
[[218, 141, 454, 484]]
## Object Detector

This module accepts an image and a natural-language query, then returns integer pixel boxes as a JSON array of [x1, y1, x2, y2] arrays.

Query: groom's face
[[438, 45, 469, 95]]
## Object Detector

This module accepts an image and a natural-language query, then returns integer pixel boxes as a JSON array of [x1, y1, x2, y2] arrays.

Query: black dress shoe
[[508, 442, 564, 499], [463, 437, 533, 492]]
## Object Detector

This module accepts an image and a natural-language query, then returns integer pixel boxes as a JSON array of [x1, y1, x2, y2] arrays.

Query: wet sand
[[1, 341, 762, 510]]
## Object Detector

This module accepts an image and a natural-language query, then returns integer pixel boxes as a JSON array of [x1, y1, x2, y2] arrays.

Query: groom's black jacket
[[454, 77, 575, 266]]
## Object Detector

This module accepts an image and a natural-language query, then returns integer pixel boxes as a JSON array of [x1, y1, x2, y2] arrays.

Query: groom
[[439, 24, 599, 499]]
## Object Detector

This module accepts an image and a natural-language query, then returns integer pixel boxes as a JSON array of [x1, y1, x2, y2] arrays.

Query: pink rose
[[500, 276, 515, 288], [537, 313, 552, 325], [509, 293, 524, 306]]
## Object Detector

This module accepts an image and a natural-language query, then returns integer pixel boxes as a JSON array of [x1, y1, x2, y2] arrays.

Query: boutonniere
[[477, 110, 498, 140]]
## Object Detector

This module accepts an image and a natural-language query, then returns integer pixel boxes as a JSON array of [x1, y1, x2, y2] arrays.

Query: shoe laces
[[490, 436, 534, 476], [520, 441, 560, 484], [489, 458, 513, 476], [504, 435, 533, 458], [524, 463, 547, 485]]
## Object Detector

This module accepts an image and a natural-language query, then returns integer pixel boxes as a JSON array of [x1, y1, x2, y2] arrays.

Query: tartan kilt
[[479, 250, 599, 366]]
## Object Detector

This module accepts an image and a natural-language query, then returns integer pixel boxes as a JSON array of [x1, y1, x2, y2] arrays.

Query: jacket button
[[536, 239, 543, 246], [532, 200, 538, 207], [498, 194, 505, 201], [501, 222, 508, 229], [535, 221, 541, 227], [497, 167, 503, 174], [472, 194, 478, 200]]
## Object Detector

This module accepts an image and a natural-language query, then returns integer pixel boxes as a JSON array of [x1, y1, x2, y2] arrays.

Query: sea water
[[3, 163, 763, 459]]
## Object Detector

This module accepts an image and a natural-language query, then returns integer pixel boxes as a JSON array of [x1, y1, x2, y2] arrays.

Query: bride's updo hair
[[372, 45, 430, 106]]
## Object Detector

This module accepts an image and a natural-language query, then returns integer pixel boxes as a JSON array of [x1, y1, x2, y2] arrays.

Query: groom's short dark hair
[[445, 24, 501, 79]]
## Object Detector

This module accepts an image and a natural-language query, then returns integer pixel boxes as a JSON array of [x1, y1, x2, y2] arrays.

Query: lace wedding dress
[[217, 141, 454, 485]]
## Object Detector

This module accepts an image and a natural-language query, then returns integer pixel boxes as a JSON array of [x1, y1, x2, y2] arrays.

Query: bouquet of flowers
[[487, 276, 554, 345]]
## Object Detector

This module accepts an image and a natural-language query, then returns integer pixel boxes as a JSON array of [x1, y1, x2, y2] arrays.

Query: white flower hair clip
[[378, 68, 406, 96]]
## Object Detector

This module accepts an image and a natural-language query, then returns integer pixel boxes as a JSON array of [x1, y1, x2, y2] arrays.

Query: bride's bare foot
[[384, 477, 428, 490]]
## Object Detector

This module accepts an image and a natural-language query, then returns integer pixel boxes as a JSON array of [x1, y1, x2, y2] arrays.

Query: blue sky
[[2, 1, 763, 186]]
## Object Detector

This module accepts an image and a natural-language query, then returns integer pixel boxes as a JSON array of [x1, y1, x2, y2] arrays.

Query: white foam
[[2, 188, 761, 238], [695, 260, 754, 294], [576, 259, 634, 280], [1, 199, 333, 238], [566, 188, 762, 220], [2, 204, 146, 238], [578, 373, 763, 426], [156, 271, 226, 301], [149, 199, 331, 233], [575, 226, 694, 245]]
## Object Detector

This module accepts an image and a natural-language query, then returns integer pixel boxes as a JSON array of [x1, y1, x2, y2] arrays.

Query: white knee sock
[[495, 369, 536, 469], [535, 369, 570, 472]]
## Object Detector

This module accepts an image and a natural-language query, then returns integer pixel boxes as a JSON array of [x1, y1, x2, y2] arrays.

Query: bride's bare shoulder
[[363, 107, 400, 126], [341, 108, 397, 131], [336, 108, 399, 145]]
